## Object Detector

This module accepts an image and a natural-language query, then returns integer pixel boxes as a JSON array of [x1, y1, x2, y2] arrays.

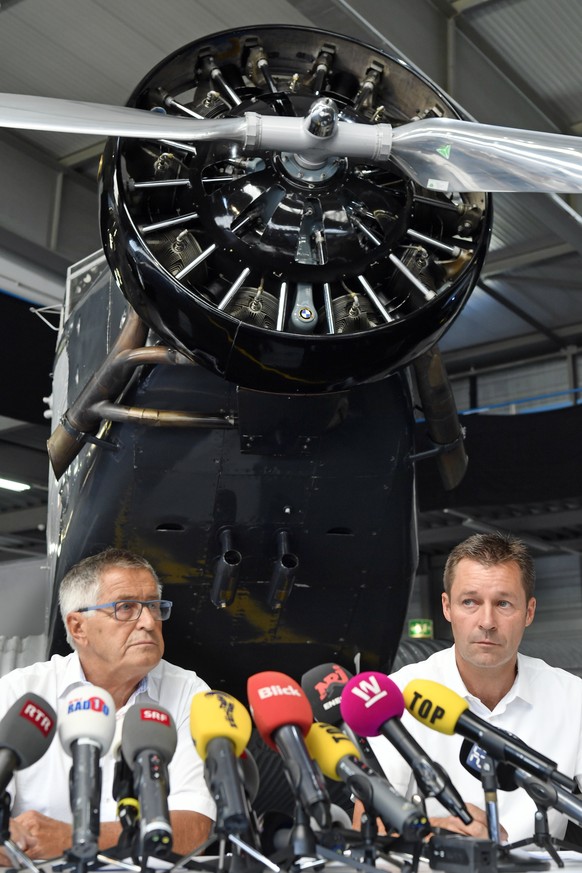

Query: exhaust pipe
[[267, 531, 299, 610], [412, 345, 468, 491], [210, 529, 242, 608]]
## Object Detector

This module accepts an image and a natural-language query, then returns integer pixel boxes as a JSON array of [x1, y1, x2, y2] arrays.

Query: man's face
[[442, 558, 536, 672], [72, 566, 165, 680]]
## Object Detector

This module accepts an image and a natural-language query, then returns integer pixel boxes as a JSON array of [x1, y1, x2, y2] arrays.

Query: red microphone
[[247, 671, 330, 828]]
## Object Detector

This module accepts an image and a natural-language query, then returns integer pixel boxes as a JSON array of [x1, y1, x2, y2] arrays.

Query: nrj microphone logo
[[314, 665, 350, 701], [21, 701, 54, 736], [349, 675, 388, 709], [67, 696, 110, 716]]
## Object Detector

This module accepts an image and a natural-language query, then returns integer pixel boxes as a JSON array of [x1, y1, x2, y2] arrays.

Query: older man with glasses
[[0, 548, 216, 862]]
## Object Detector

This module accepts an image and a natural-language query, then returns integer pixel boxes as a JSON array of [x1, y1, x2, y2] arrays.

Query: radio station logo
[[21, 700, 55, 736], [67, 696, 110, 716], [140, 708, 170, 726]]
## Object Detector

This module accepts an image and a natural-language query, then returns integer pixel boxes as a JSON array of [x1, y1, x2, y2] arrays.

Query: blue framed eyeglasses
[[77, 599, 173, 622]]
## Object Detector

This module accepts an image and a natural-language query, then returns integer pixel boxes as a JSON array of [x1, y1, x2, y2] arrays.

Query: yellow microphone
[[305, 722, 429, 840], [403, 679, 575, 791], [190, 690, 254, 836]]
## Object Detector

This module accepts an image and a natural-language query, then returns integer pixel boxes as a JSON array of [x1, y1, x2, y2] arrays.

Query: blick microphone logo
[[257, 684, 301, 699], [350, 676, 388, 708], [21, 700, 54, 736], [67, 696, 111, 716], [141, 708, 170, 725]]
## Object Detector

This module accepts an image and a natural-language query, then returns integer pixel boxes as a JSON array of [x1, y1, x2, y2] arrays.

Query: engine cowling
[[99, 24, 491, 393]]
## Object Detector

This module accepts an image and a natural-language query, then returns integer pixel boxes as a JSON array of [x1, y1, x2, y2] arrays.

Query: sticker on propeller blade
[[436, 144, 451, 159], [427, 179, 449, 191]]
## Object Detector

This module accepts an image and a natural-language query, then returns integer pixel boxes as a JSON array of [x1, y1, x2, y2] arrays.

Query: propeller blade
[[0, 93, 247, 141], [3, 95, 581, 194], [390, 117, 582, 193]]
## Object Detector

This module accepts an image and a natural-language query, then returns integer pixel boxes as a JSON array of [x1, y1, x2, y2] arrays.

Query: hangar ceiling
[[0, 0, 581, 562]]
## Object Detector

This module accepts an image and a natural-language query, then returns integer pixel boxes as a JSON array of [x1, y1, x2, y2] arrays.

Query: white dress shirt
[[0, 652, 216, 823], [368, 646, 582, 843]]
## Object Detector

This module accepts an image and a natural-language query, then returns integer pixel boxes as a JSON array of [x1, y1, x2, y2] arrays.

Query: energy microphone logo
[[67, 696, 111, 716], [257, 684, 302, 700], [140, 708, 171, 726], [349, 675, 388, 708], [20, 700, 54, 737]]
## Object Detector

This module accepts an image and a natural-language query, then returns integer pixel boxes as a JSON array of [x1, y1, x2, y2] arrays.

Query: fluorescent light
[[0, 477, 31, 492]]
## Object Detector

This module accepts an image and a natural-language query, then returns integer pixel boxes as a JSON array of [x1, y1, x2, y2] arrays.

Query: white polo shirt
[[368, 646, 582, 843], [0, 652, 216, 823]]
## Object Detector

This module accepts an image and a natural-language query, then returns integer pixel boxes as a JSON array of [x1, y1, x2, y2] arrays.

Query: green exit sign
[[408, 619, 433, 639]]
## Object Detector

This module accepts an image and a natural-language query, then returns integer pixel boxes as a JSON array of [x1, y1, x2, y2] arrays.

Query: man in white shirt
[[0, 548, 216, 861], [355, 532, 582, 844]]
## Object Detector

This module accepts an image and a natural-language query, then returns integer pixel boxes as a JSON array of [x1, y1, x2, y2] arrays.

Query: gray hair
[[59, 548, 161, 649]]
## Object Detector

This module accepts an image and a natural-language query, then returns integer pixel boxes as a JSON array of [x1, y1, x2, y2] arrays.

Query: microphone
[[121, 702, 177, 859], [403, 679, 576, 791], [59, 685, 116, 861], [0, 693, 57, 795], [247, 671, 331, 829], [237, 748, 260, 805], [190, 690, 254, 836], [305, 721, 430, 841], [459, 739, 503, 843], [111, 733, 140, 840], [301, 663, 382, 771], [340, 671, 472, 824], [460, 738, 582, 829]]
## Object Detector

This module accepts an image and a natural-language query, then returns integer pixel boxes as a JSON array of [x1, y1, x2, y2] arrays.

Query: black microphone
[[341, 671, 472, 825], [59, 686, 116, 861], [301, 663, 382, 771], [459, 738, 504, 843], [404, 679, 576, 792], [111, 736, 140, 839], [461, 738, 582, 829], [0, 693, 57, 794], [121, 702, 177, 859]]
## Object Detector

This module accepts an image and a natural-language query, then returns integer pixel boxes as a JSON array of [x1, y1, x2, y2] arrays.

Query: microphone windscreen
[[304, 722, 360, 780], [190, 690, 252, 759], [237, 748, 260, 803], [301, 663, 353, 724], [121, 703, 177, 765], [340, 672, 404, 737], [247, 671, 313, 751], [459, 737, 519, 792], [403, 679, 468, 735], [0, 693, 57, 768], [58, 685, 116, 756]]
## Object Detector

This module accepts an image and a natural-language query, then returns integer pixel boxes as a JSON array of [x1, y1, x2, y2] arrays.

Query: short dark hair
[[59, 548, 161, 648], [443, 532, 535, 601]]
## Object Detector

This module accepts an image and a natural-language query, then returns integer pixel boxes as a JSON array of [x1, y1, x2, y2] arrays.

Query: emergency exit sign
[[408, 619, 433, 639]]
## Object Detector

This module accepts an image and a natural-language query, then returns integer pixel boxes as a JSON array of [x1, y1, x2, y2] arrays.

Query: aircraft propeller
[[0, 92, 581, 193]]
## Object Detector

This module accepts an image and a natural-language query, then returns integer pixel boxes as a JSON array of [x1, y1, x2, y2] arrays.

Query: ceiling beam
[[483, 242, 574, 278], [0, 504, 47, 534]]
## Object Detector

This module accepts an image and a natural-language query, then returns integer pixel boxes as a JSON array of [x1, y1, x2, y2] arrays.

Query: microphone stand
[[507, 804, 565, 868], [0, 791, 43, 873]]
